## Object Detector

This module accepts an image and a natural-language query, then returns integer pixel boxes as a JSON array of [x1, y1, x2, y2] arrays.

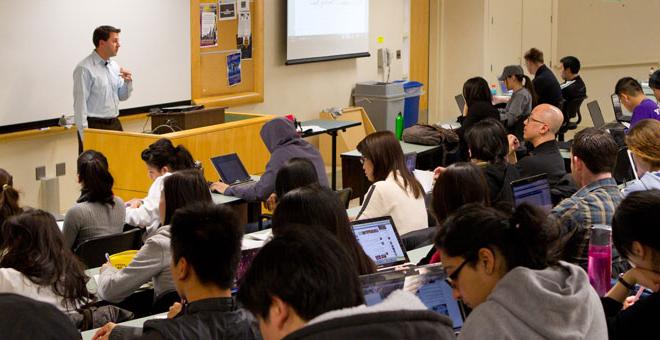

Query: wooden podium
[[149, 107, 226, 134]]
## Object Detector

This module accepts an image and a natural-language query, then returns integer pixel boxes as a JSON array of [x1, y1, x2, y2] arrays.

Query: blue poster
[[227, 52, 242, 86]]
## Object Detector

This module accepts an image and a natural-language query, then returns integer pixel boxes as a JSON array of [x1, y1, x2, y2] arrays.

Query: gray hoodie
[[622, 171, 660, 197], [459, 261, 607, 340], [225, 117, 329, 201]]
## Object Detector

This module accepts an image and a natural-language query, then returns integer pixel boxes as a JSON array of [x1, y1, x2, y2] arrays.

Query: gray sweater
[[63, 196, 126, 249], [500, 87, 532, 128], [97, 225, 175, 304], [459, 261, 607, 340]]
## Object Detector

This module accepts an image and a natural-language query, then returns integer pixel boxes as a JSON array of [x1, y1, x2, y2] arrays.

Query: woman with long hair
[[0, 210, 92, 312], [355, 131, 427, 235], [272, 185, 377, 275], [97, 169, 211, 305], [456, 77, 500, 161], [63, 150, 125, 249]]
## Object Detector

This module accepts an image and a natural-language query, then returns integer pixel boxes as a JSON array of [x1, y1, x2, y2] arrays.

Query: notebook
[[360, 263, 467, 332], [511, 174, 553, 213], [210, 153, 254, 186], [351, 216, 410, 270], [611, 94, 632, 123], [587, 100, 606, 129]]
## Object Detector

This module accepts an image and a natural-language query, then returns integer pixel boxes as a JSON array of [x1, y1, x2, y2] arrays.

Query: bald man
[[515, 104, 572, 185]]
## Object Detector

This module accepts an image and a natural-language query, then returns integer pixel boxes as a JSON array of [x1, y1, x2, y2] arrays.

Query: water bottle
[[587, 224, 612, 296], [491, 84, 497, 96], [395, 112, 403, 140]]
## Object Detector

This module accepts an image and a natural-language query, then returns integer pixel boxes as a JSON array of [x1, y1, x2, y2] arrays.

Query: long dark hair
[[77, 150, 115, 205], [275, 158, 319, 199], [0, 169, 22, 225], [0, 210, 92, 310], [271, 185, 377, 275], [141, 138, 195, 172], [465, 118, 509, 164], [431, 162, 490, 224], [435, 203, 559, 271], [162, 169, 212, 225], [463, 77, 493, 107], [357, 131, 423, 198]]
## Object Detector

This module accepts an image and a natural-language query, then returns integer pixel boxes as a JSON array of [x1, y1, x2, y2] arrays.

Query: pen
[[633, 285, 645, 302]]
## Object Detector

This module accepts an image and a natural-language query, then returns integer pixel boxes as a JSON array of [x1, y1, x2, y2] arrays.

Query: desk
[[341, 142, 442, 202], [300, 119, 361, 190], [212, 175, 261, 225]]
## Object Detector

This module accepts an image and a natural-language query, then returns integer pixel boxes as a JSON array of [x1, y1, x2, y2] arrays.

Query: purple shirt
[[631, 98, 660, 128]]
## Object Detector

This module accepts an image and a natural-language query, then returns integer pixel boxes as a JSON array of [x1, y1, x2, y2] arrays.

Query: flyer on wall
[[227, 52, 242, 86], [219, 0, 237, 20], [237, 10, 252, 59], [200, 4, 218, 48]]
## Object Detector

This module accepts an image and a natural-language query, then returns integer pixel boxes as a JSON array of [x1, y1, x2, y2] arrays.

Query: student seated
[[435, 203, 607, 339], [524, 47, 563, 108], [0, 210, 92, 313], [237, 227, 455, 340], [63, 150, 125, 249], [602, 190, 660, 340], [355, 131, 428, 235], [92, 203, 261, 340], [0, 168, 22, 226], [559, 56, 587, 104], [425, 162, 490, 264], [497, 65, 536, 139], [464, 119, 520, 203], [124, 138, 196, 233], [650, 69, 660, 102], [267, 157, 321, 211], [551, 128, 627, 275], [614, 77, 660, 128], [211, 117, 329, 201], [97, 169, 212, 306], [271, 185, 377, 275], [455, 77, 500, 161], [510, 104, 577, 201], [623, 119, 660, 196]]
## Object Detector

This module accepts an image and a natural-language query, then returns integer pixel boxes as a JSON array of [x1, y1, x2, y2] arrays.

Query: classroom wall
[[0, 1, 408, 211]]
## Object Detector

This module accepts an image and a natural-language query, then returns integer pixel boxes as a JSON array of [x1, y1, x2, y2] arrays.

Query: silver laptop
[[351, 216, 410, 270], [587, 100, 606, 129], [210, 153, 254, 186]]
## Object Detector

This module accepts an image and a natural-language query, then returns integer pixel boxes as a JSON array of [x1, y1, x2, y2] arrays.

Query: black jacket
[[111, 297, 262, 340], [482, 162, 520, 204], [602, 291, 660, 340], [561, 75, 587, 104], [516, 140, 577, 204], [456, 101, 500, 161], [533, 64, 563, 108]]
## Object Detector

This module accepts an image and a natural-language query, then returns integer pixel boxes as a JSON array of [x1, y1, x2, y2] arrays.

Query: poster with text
[[200, 4, 218, 47], [227, 52, 242, 86], [236, 11, 252, 59]]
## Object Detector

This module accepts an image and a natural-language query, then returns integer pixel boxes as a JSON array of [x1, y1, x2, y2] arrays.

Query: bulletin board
[[190, 0, 263, 108]]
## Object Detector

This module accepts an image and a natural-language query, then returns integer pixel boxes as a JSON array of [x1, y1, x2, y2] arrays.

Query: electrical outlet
[[56, 163, 66, 176], [35, 166, 46, 180]]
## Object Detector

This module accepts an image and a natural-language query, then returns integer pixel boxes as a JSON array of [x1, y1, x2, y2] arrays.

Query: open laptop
[[404, 152, 417, 174], [611, 94, 632, 123], [454, 94, 466, 115], [586, 100, 606, 129], [360, 263, 467, 333], [210, 153, 254, 186], [351, 216, 410, 270], [231, 246, 262, 294], [511, 174, 553, 213]]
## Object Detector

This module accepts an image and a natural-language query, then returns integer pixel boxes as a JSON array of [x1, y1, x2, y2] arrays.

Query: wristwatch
[[617, 273, 635, 290]]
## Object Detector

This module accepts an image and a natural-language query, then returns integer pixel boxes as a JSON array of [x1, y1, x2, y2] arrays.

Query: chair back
[[74, 228, 144, 268]]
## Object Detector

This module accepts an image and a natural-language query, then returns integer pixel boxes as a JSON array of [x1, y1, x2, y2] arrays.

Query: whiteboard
[[0, 0, 191, 128]]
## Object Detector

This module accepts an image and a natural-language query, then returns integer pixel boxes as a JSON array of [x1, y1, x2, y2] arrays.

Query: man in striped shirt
[[551, 128, 628, 276]]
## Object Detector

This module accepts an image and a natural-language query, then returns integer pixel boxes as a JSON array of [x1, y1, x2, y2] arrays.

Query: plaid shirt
[[551, 178, 624, 272]]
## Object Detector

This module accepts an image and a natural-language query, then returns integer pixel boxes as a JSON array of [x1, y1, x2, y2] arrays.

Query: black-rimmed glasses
[[445, 259, 469, 289]]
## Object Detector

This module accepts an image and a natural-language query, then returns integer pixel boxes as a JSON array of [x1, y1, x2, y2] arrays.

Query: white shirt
[[125, 172, 171, 232], [357, 171, 428, 235], [0, 268, 71, 313], [73, 51, 133, 137]]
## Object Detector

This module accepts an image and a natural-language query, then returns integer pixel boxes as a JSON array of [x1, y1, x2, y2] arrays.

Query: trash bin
[[403, 81, 424, 128], [353, 81, 405, 132]]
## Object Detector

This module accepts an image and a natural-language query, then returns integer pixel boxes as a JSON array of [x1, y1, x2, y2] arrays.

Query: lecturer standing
[[73, 25, 133, 153]]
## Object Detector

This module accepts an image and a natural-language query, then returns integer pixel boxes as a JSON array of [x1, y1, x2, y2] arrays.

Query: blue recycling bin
[[403, 81, 424, 128]]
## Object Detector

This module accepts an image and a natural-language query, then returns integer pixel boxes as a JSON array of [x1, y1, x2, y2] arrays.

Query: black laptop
[[351, 216, 410, 270], [611, 94, 632, 123], [210, 153, 254, 186], [511, 174, 553, 213]]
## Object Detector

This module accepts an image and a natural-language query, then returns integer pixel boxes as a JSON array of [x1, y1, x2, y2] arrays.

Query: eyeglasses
[[445, 258, 469, 289], [525, 115, 547, 125]]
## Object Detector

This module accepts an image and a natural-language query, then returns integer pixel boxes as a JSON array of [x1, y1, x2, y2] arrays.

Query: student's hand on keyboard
[[210, 181, 229, 194]]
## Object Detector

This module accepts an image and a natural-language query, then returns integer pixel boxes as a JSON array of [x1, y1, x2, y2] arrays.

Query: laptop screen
[[211, 153, 251, 184], [611, 94, 632, 122], [454, 94, 466, 114], [231, 247, 261, 294], [404, 152, 417, 174], [351, 217, 409, 268], [359, 263, 466, 332], [511, 174, 553, 213], [587, 101, 606, 128]]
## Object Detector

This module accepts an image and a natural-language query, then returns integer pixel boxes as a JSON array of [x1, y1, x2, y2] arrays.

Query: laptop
[[360, 263, 467, 333], [210, 153, 254, 186], [454, 94, 466, 115], [587, 100, 606, 129], [404, 152, 417, 174], [511, 174, 553, 213], [351, 216, 410, 270], [611, 94, 632, 123]]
